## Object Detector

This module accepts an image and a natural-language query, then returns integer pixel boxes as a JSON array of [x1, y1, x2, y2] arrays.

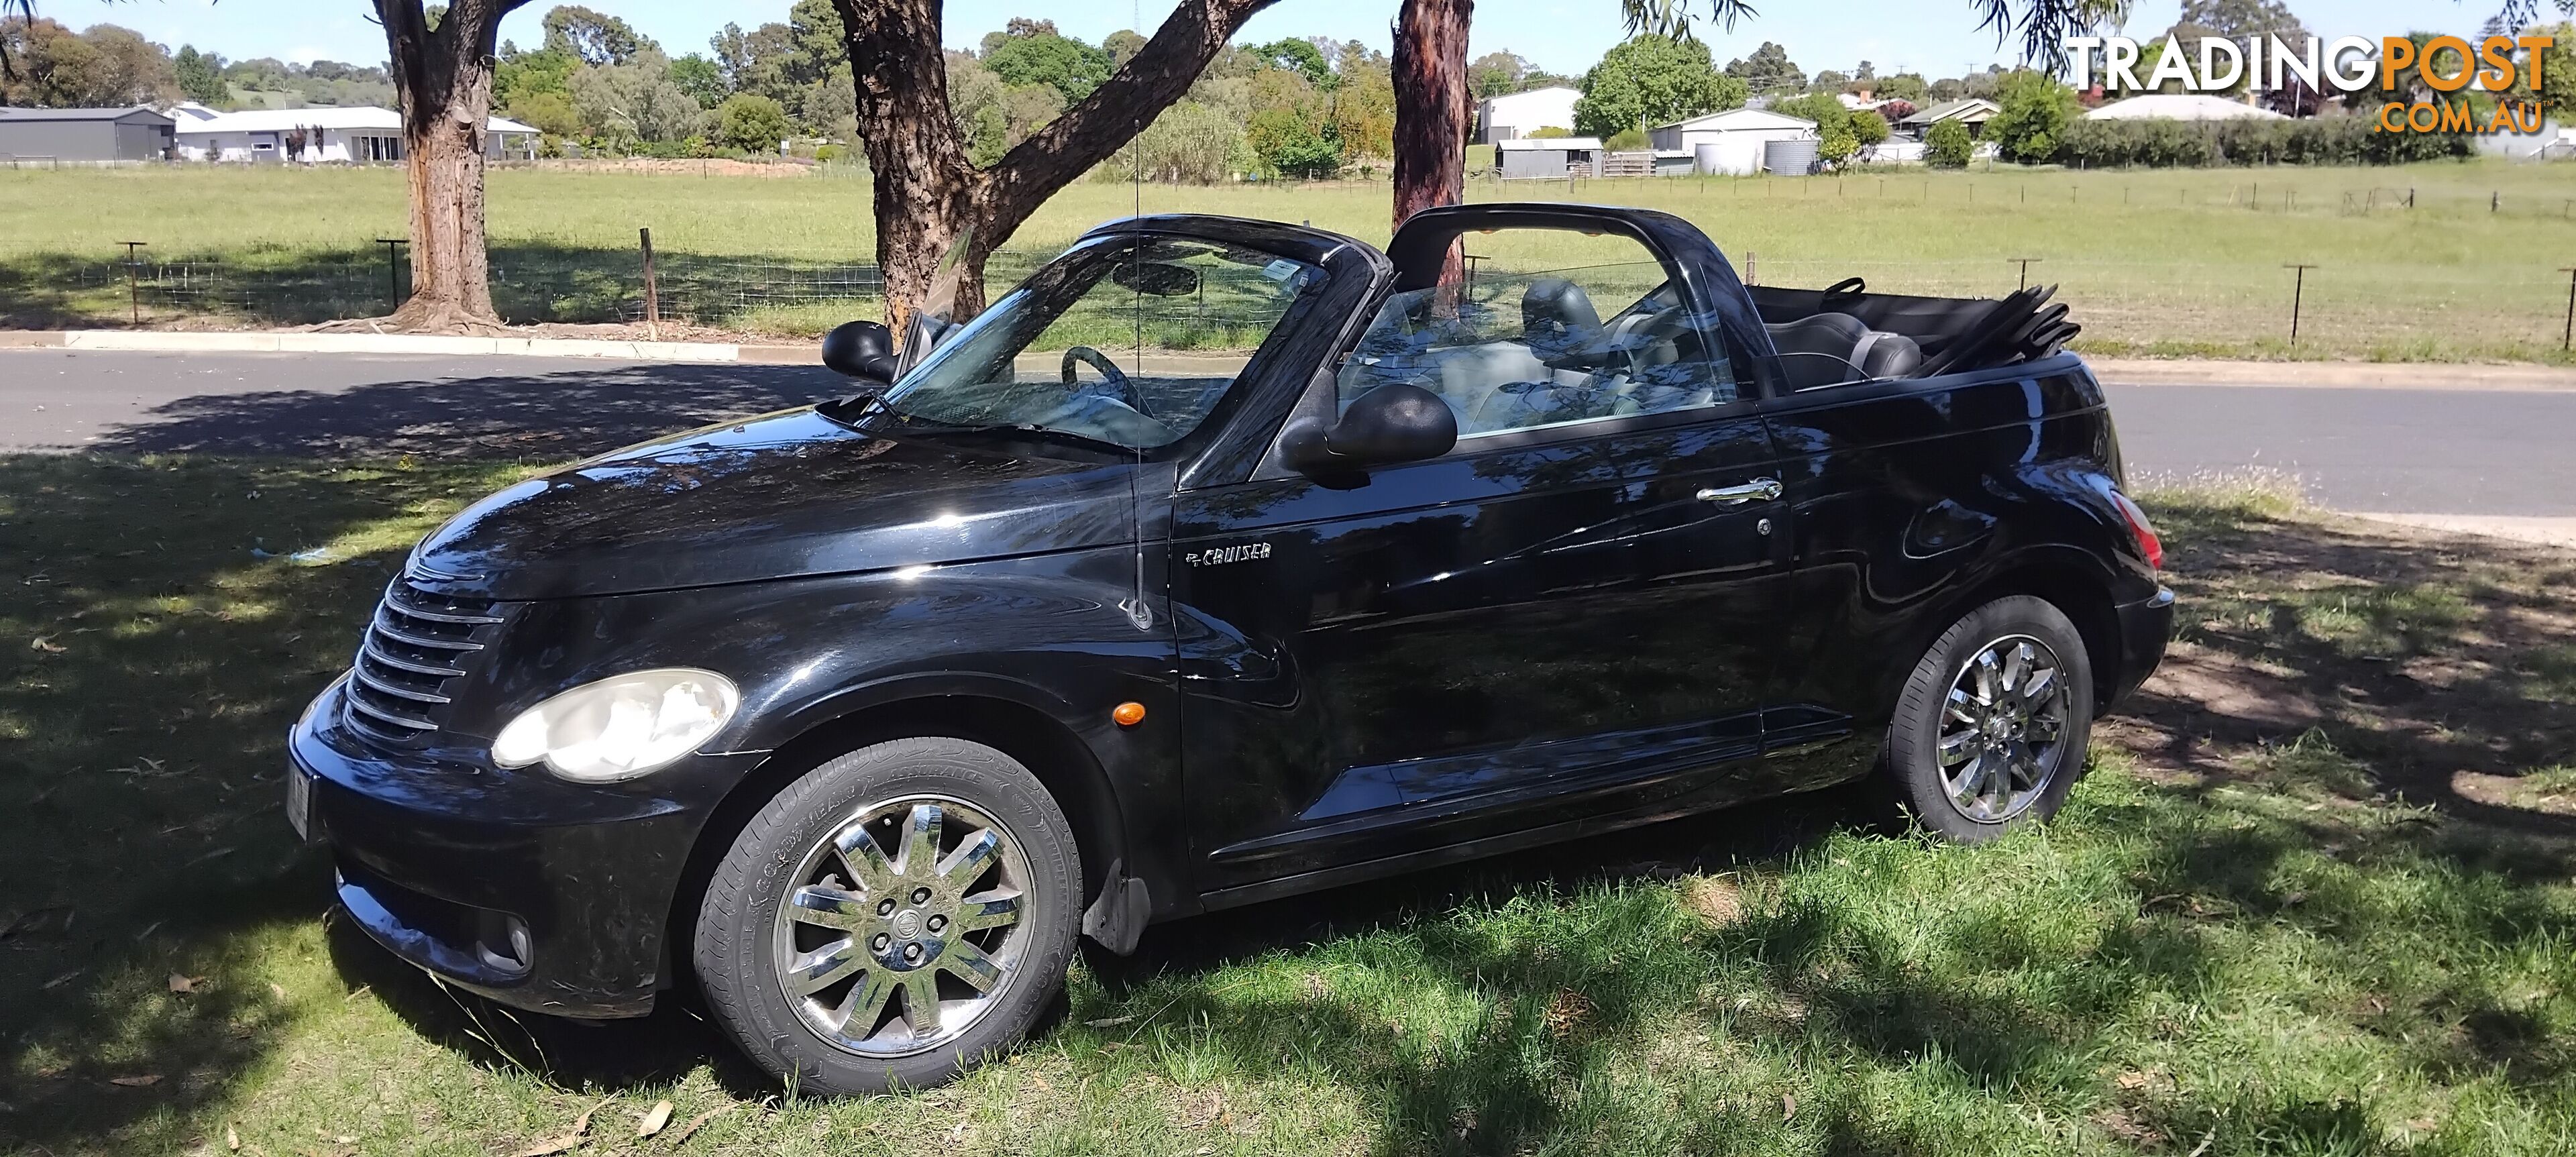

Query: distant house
[[1895, 97, 2000, 140], [2085, 94, 2287, 121], [1497, 135, 1603, 178], [0, 106, 176, 163], [1477, 86, 1580, 144], [1649, 107, 1815, 176], [172, 105, 537, 163]]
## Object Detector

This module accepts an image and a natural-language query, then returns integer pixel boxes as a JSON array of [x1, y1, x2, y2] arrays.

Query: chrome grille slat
[[352, 664, 451, 705], [340, 582, 504, 747], [371, 608, 487, 652], [344, 689, 439, 731], [360, 639, 466, 677]]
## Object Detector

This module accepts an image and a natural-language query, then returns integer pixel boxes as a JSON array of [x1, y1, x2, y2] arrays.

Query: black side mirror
[[1279, 383, 1458, 476], [822, 319, 899, 384]]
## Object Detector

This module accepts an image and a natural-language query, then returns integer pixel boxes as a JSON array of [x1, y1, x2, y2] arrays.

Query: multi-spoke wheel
[[1935, 635, 2072, 822], [694, 738, 1079, 1094], [773, 796, 1030, 1057], [1878, 596, 2094, 842]]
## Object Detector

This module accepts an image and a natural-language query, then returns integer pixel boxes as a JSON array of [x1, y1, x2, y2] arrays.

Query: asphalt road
[[3, 349, 2572, 521]]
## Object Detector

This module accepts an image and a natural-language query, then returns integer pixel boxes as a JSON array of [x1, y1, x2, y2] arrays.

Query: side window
[[1336, 230, 1738, 439]]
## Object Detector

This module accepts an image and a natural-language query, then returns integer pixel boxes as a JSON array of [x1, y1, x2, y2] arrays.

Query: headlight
[[490, 668, 739, 783]]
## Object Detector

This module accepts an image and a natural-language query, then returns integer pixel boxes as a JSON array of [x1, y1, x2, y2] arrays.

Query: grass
[[3, 451, 2574, 1155], [4, 160, 2576, 358]]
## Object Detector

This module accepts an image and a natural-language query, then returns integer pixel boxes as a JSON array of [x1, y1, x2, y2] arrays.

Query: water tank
[[1763, 137, 1818, 176], [1692, 142, 1727, 174]]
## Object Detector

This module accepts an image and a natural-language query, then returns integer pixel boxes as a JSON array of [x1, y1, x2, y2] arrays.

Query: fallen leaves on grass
[[636, 1100, 673, 1139], [511, 1097, 610, 1157], [225, 1123, 240, 1152], [169, 973, 207, 994], [1781, 1092, 1797, 1122], [1083, 1015, 1134, 1028], [1544, 988, 1595, 1042], [30, 637, 66, 653], [661, 1104, 732, 1150], [109, 1074, 163, 1087]]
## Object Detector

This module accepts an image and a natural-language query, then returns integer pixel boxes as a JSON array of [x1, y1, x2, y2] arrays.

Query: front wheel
[[692, 738, 1080, 1094], [1878, 595, 2093, 842]]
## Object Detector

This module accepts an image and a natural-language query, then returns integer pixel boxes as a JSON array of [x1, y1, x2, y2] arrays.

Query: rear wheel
[[1878, 596, 2093, 842], [693, 738, 1079, 1094]]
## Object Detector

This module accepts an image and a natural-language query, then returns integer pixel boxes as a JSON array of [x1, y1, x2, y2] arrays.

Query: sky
[[83, 1, 2497, 79]]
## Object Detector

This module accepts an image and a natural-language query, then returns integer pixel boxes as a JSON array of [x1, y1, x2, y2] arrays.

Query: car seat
[[1766, 312, 1923, 389]]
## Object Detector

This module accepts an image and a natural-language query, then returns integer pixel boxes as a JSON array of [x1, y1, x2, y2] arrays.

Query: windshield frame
[[832, 231, 1336, 463]]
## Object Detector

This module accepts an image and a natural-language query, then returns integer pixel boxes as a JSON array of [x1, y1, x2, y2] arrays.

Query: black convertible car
[[286, 203, 2172, 1093]]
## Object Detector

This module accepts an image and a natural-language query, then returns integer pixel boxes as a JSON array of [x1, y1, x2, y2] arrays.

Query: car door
[[1173, 219, 1793, 898]]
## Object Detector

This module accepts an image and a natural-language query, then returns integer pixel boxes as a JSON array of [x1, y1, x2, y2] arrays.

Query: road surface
[[3, 350, 2571, 531]]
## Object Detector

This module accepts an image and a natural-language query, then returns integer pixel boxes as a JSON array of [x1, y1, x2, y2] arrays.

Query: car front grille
[[341, 582, 506, 747]]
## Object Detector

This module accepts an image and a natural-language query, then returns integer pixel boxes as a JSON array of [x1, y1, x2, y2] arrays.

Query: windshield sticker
[[1260, 259, 1300, 282]]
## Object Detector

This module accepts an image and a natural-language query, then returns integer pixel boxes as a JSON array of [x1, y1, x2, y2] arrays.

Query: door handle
[[1696, 478, 1782, 506]]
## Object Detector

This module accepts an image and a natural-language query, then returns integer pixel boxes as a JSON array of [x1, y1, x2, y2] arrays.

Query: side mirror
[[822, 320, 898, 384], [1280, 383, 1458, 476]]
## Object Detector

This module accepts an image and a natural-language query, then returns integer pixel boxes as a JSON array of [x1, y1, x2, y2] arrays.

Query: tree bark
[[376, 0, 527, 333], [1392, 0, 1473, 292], [833, 0, 1277, 343]]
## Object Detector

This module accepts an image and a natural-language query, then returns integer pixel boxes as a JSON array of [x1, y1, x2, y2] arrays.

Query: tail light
[[2108, 490, 2163, 571]]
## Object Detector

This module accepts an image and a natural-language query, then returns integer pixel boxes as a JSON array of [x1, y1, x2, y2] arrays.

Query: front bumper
[[2104, 585, 2176, 711], [289, 680, 763, 1017]]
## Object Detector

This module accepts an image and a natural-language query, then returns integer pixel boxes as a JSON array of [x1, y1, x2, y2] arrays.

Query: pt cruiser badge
[[1185, 542, 1272, 566]]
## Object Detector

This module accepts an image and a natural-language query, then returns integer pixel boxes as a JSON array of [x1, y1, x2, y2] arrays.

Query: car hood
[[405, 408, 1143, 600]]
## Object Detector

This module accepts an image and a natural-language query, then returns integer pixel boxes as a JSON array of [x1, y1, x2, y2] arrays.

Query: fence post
[[2283, 263, 2317, 344], [1746, 251, 1757, 286], [2561, 267, 2575, 353], [639, 227, 660, 337], [119, 241, 147, 325], [2008, 257, 2041, 292], [374, 237, 406, 311], [2491, 190, 2500, 213]]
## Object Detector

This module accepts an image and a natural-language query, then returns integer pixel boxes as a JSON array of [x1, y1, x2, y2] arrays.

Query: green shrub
[[1925, 118, 1972, 167], [1603, 125, 1650, 151], [2054, 113, 2478, 168]]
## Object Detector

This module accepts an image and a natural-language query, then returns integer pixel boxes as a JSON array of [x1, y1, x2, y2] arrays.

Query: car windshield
[[862, 235, 1325, 451]]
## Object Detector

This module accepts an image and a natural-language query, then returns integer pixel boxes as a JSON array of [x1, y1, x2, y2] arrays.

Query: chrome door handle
[[1696, 478, 1782, 506]]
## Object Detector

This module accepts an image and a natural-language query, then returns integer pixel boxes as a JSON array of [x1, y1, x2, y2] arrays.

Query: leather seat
[[1766, 311, 1922, 388]]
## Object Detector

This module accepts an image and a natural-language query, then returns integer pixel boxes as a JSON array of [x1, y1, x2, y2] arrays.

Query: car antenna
[[1115, 24, 1155, 635]]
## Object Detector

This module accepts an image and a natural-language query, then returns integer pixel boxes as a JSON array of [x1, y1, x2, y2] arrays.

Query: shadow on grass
[[66, 359, 852, 460]]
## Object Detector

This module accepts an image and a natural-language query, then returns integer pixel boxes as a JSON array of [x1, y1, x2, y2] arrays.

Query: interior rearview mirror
[[1279, 383, 1458, 476], [821, 319, 898, 384]]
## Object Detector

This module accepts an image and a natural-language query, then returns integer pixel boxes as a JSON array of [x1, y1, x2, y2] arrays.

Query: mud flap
[[1080, 859, 1151, 956]]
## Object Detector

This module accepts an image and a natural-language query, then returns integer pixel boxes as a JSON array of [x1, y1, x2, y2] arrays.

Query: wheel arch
[[1944, 549, 2125, 717], [663, 681, 1131, 992]]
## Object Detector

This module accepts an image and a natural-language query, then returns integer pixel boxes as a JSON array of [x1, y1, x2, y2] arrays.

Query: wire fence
[[5, 227, 2573, 362]]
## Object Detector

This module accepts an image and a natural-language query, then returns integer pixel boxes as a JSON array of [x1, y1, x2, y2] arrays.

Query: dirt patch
[[2112, 494, 2576, 834]]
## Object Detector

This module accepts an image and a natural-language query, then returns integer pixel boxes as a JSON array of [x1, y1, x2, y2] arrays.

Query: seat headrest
[[1521, 278, 1602, 341], [1764, 311, 1870, 358]]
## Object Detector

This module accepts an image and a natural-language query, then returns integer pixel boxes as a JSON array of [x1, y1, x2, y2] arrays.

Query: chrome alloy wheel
[[1936, 634, 2074, 822], [771, 795, 1030, 1058]]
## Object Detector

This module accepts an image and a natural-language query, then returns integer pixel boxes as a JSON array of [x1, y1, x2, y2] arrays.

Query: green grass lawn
[[3, 160, 2574, 360], [3, 448, 2572, 1156]]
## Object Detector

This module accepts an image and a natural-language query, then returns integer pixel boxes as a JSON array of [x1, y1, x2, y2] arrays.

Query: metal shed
[[1497, 136, 1603, 180], [0, 106, 176, 163]]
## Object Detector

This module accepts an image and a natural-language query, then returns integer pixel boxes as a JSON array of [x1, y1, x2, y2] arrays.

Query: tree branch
[[980, 0, 1276, 225]]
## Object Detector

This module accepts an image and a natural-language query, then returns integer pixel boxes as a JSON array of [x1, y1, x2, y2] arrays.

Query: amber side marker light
[[1112, 702, 1147, 727]]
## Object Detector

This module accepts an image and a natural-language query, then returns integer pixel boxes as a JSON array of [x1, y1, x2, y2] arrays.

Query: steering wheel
[[1060, 346, 1152, 417]]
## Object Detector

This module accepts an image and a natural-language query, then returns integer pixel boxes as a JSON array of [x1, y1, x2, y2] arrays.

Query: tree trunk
[[1392, 0, 1473, 288], [376, 0, 527, 333], [834, 0, 1277, 344]]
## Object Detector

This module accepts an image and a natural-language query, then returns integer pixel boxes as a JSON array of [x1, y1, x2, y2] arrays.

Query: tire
[[1878, 595, 2094, 843], [693, 737, 1080, 1095]]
